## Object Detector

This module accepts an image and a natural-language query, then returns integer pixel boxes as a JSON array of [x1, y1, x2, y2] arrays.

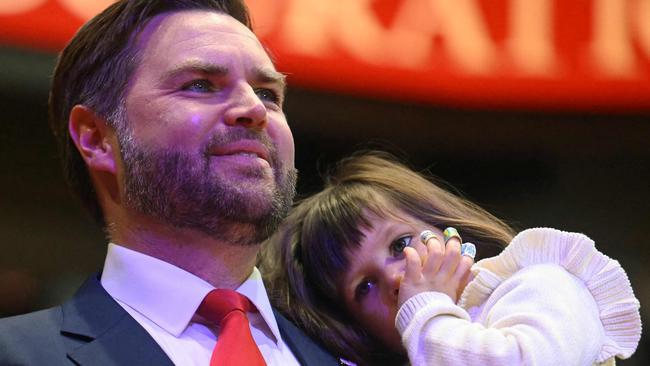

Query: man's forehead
[[133, 9, 276, 75], [139, 9, 262, 51]]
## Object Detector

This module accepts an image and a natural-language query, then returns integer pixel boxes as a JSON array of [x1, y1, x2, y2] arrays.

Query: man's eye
[[354, 279, 375, 301], [182, 80, 213, 93], [390, 235, 412, 257], [255, 88, 280, 104]]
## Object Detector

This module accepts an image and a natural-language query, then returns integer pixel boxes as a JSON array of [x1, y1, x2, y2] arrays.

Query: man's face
[[117, 10, 296, 244]]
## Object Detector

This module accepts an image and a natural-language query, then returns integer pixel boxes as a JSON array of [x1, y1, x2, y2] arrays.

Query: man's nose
[[223, 84, 267, 129]]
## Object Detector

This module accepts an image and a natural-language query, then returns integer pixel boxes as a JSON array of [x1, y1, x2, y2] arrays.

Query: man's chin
[[194, 206, 281, 246]]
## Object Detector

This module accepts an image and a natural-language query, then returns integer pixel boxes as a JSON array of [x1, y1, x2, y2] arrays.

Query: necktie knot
[[197, 289, 267, 366], [198, 289, 255, 326]]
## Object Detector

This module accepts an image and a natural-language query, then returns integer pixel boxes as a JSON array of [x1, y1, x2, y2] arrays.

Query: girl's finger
[[452, 252, 474, 283], [452, 244, 476, 300], [438, 235, 462, 277], [403, 247, 423, 282], [418, 230, 438, 266], [422, 235, 444, 276]]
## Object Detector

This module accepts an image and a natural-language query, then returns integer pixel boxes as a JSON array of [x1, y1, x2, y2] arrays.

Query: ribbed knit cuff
[[395, 291, 453, 334]]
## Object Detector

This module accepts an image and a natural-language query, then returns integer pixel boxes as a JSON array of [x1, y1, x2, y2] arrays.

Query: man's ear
[[68, 105, 118, 174]]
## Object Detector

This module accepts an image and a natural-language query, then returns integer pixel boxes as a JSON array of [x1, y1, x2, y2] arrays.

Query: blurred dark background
[[1, 43, 648, 364]]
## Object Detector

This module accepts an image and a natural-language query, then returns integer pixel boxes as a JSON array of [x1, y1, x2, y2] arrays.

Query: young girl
[[259, 151, 641, 366]]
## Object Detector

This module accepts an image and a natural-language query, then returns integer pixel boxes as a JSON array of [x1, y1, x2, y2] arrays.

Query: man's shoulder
[[0, 275, 107, 365], [0, 306, 76, 364], [0, 306, 63, 338]]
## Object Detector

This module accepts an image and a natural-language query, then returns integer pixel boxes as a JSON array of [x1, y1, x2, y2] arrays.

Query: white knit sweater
[[395, 228, 641, 366]]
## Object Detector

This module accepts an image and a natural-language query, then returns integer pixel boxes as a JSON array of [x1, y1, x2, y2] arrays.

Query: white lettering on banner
[[281, 0, 335, 55], [388, 0, 447, 67], [246, 0, 281, 38], [335, 0, 436, 69], [278, 0, 649, 78], [590, 0, 636, 76], [280, 0, 429, 67], [1, 0, 647, 80], [634, 0, 650, 68], [506, 0, 556, 75], [280, 0, 498, 74], [418, 0, 497, 73], [390, 0, 497, 72], [0, 0, 46, 15], [58, 0, 114, 21]]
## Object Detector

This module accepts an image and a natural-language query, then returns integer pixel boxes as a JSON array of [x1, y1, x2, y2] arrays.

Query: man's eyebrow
[[163, 62, 287, 92], [255, 68, 287, 92], [163, 61, 228, 80]]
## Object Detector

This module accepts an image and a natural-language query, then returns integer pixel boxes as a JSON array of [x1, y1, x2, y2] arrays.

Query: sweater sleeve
[[395, 228, 641, 366]]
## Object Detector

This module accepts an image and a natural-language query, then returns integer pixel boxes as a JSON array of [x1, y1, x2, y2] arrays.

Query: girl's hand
[[398, 229, 474, 308]]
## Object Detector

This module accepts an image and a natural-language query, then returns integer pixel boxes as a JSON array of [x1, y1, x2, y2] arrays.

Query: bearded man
[[0, 1, 338, 365]]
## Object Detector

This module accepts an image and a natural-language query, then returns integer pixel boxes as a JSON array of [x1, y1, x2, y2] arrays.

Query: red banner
[[1, 0, 649, 111]]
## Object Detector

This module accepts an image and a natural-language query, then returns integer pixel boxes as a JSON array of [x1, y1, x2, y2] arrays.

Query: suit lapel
[[60, 276, 339, 365], [273, 309, 341, 366], [60, 275, 173, 366]]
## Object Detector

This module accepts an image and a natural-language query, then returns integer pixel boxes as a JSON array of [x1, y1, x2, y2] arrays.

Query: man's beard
[[117, 128, 297, 246]]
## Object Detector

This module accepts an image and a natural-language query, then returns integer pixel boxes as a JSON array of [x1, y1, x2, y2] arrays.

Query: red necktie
[[197, 289, 267, 366]]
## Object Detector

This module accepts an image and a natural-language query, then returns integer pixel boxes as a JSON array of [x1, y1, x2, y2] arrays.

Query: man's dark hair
[[48, 0, 252, 226]]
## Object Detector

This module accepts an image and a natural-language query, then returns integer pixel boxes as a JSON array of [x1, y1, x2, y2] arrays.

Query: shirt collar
[[100, 243, 282, 343]]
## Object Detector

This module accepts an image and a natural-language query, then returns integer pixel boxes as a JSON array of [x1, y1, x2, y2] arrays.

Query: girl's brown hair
[[259, 151, 516, 365]]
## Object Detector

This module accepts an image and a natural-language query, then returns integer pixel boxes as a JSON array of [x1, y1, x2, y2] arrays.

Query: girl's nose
[[392, 273, 403, 298], [384, 265, 405, 301]]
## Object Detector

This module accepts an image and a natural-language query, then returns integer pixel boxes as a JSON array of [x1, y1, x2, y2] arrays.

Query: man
[[0, 1, 338, 365]]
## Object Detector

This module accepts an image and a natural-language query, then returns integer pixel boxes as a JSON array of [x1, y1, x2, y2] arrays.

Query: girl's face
[[337, 209, 445, 352]]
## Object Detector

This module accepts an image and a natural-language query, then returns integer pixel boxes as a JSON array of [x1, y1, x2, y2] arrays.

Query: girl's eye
[[182, 79, 213, 93], [255, 88, 280, 104], [354, 279, 375, 301], [390, 235, 412, 257]]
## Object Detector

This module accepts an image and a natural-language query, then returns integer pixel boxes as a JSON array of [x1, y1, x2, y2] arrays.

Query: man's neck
[[108, 215, 260, 290]]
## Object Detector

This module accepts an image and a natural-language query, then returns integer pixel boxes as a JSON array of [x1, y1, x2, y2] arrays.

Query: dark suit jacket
[[0, 275, 339, 365]]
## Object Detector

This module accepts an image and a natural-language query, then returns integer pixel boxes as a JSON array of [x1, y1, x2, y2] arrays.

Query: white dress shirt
[[100, 243, 300, 366]]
